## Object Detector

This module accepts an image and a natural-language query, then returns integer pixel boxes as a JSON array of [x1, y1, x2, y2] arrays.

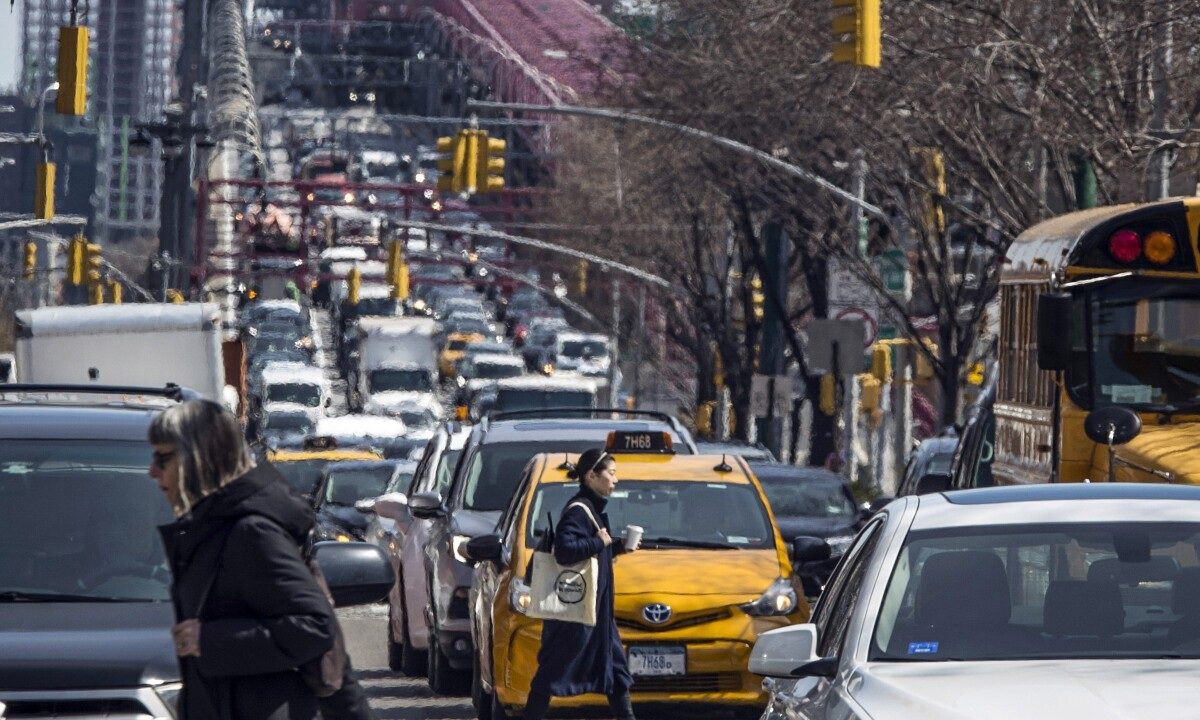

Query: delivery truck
[[350, 316, 437, 411]]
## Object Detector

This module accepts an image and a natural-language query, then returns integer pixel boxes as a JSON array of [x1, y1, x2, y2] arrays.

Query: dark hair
[[567, 448, 612, 482]]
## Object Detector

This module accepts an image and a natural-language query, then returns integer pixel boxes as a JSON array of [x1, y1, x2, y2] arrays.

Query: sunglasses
[[152, 450, 177, 470]]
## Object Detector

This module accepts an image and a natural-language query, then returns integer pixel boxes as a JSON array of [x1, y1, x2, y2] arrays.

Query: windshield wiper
[[1160, 400, 1200, 422], [641, 536, 739, 550], [0, 590, 150, 603]]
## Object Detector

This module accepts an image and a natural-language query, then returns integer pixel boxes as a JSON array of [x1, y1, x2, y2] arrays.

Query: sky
[[0, 10, 18, 90]]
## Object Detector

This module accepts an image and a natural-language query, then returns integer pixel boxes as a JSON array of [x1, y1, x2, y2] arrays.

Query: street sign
[[806, 319, 866, 375], [751, 374, 793, 418], [827, 259, 880, 347], [878, 248, 910, 296]]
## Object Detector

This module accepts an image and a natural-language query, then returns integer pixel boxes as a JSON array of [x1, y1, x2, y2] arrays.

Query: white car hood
[[853, 659, 1200, 719], [365, 390, 434, 408]]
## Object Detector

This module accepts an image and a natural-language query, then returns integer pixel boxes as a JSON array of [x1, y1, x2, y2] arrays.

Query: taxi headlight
[[510, 577, 532, 615], [740, 577, 797, 617], [451, 534, 472, 564], [153, 681, 183, 718]]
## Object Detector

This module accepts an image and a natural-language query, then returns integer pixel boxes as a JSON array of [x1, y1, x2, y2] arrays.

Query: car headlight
[[153, 681, 183, 718], [414, 172, 426, 184], [451, 534, 472, 564], [316, 521, 357, 543], [826, 534, 855, 558], [510, 577, 532, 615], [740, 577, 798, 617]]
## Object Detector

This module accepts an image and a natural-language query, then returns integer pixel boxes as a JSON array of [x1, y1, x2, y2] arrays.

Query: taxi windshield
[[0, 440, 174, 602], [272, 459, 329, 496], [526, 480, 775, 550], [267, 383, 321, 407], [370, 369, 433, 393], [871, 523, 1200, 661], [324, 467, 393, 505]]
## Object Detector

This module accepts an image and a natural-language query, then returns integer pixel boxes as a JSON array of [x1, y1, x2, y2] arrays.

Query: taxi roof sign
[[606, 430, 674, 454]]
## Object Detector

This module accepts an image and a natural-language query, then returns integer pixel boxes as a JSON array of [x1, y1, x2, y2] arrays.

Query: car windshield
[[397, 410, 436, 428], [267, 382, 321, 406], [758, 479, 857, 519], [461, 440, 597, 511], [448, 338, 469, 351], [494, 389, 594, 412], [370, 369, 433, 393], [560, 340, 608, 358], [474, 363, 523, 380], [265, 414, 314, 435], [0, 440, 174, 601], [272, 459, 331, 495], [527, 480, 775, 549], [871, 522, 1200, 661], [355, 298, 400, 317], [1074, 284, 1200, 409], [448, 319, 491, 336], [324, 467, 394, 505]]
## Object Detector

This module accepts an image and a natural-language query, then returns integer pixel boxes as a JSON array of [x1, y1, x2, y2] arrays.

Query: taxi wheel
[[427, 633, 468, 695]]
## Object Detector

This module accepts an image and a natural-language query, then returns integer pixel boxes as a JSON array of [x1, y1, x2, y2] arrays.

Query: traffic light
[[819, 374, 837, 416], [476, 132, 505, 193], [575, 260, 588, 296], [89, 281, 104, 305], [832, 0, 881, 68], [108, 279, 123, 304], [916, 147, 946, 235], [463, 130, 480, 194], [750, 275, 765, 322], [66, 234, 85, 285], [23, 242, 37, 279], [870, 343, 892, 382], [34, 161, 55, 219], [84, 242, 102, 288], [387, 239, 409, 301], [346, 266, 361, 305], [859, 373, 882, 413], [56, 25, 89, 115], [436, 134, 466, 193]]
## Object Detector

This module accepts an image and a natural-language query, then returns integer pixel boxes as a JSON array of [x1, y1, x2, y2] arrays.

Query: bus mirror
[[1036, 292, 1072, 371], [1084, 406, 1142, 446]]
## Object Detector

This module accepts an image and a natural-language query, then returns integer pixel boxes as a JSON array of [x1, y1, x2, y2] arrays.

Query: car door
[[783, 519, 886, 719]]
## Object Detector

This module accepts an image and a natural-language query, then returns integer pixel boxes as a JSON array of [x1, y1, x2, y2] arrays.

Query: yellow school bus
[[983, 199, 1200, 486]]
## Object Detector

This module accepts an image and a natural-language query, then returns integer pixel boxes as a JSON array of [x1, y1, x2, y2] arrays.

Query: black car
[[312, 460, 406, 541], [748, 463, 867, 598], [696, 440, 777, 463], [896, 432, 959, 497], [408, 409, 698, 693], [0, 384, 391, 713]]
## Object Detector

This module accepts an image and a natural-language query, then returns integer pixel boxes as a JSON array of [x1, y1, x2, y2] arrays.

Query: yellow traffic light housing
[[166, 289, 185, 304], [56, 25, 89, 116], [108, 279, 123, 304], [347, 266, 361, 305], [23, 242, 37, 279], [575, 259, 588, 296], [89, 281, 104, 305], [819, 373, 838, 416], [463, 130, 480, 194], [387, 239, 409, 300], [750, 276, 765, 321], [477, 134, 506, 193], [832, 0, 881, 68], [34, 162, 56, 219], [66, 234, 85, 285], [436, 134, 466, 193]]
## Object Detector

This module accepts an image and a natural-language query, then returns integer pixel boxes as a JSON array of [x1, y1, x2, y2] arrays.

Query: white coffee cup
[[624, 524, 644, 551]]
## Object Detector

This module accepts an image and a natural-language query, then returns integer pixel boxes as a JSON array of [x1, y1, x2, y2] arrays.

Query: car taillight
[[1143, 230, 1177, 265], [1108, 229, 1141, 263]]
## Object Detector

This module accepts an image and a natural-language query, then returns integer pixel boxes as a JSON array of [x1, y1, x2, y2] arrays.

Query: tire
[[471, 654, 495, 720], [387, 607, 404, 672], [399, 598, 426, 677], [427, 631, 468, 695]]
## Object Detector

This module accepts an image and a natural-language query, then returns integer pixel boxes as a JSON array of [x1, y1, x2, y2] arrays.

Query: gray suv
[[408, 409, 697, 694]]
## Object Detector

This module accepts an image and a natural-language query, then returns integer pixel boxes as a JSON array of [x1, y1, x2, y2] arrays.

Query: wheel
[[471, 654, 494, 720], [398, 595, 426, 677], [387, 607, 404, 672], [427, 631, 468, 695]]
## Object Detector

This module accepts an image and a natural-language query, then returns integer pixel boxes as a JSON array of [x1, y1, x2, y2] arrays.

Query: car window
[[760, 479, 857, 520], [461, 440, 599, 511], [273, 459, 329, 496], [408, 438, 439, 495], [814, 521, 884, 658], [502, 465, 536, 548], [324, 467, 393, 505], [433, 448, 463, 498]]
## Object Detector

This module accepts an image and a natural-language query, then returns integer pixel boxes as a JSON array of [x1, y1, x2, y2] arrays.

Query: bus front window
[[1086, 284, 1200, 409]]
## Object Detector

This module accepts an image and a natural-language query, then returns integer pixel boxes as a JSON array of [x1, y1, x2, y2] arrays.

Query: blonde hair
[[149, 399, 254, 514]]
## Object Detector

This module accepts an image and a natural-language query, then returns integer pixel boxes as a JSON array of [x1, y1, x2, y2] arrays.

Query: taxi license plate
[[628, 645, 686, 676]]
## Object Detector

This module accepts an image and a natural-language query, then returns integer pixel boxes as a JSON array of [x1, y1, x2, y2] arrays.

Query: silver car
[[751, 483, 1200, 719]]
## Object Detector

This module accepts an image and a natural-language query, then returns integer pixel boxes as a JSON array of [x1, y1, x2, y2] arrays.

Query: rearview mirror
[[311, 541, 394, 607], [464, 533, 506, 565], [408, 491, 446, 519], [749, 623, 820, 677], [791, 536, 831, 564], [915, 472, 952, 496], [373, 492, 409, 522], [1036, 292, 1072, 371]]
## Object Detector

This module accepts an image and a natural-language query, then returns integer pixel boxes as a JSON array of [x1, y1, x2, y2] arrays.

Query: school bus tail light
[[1143, 230, 1177, 265], [1107, 229, 1141, 264]]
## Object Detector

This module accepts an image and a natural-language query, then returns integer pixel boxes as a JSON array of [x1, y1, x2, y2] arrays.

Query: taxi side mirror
[[464, 533, 506, 565]]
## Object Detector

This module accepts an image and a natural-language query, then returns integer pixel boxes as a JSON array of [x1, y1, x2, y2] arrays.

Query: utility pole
[[609, 276, 622, 407], [1151, 0, 1174, 199]]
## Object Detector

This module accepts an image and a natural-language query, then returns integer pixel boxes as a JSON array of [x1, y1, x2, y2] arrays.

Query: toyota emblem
[[642, 603, 672, 625]]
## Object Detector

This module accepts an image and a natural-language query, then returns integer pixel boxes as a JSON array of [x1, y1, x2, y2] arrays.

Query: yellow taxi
[[267, 437, 382, 499], [465, 431, 810, 718], [438, 332, 486, 382]]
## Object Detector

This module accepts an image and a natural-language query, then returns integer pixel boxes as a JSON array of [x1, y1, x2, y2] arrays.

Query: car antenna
[[557, 453, 575, 472], [713, 454, 733, 473]]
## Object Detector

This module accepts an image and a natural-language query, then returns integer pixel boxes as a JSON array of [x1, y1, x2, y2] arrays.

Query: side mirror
[[749, 623, 821, 677], [915, 472, 952, 496], [1036, 292, 1072, 371], [464, 533, 505, 565], [791, 536, 831, 564], [325, 397, 332, 408], [311, 541, 395, 607], [373, 492, 409, 522], [1084, 406, 1142, 446], [408, 491, 446, 519], [354, 498, 377, 514]]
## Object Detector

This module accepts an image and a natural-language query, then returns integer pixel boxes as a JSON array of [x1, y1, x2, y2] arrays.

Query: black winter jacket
[[159, 465, 337, 720]]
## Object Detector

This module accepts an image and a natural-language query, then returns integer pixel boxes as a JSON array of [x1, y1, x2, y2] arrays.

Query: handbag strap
[[565, 501, 603, 534]]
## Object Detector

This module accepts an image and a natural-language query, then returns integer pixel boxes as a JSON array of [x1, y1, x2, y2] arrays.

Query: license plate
[[628, 645, 686, 676]]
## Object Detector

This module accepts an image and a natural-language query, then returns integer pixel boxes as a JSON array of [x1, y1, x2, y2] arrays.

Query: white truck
[[14, 303, 227, 401], [352, 316, 438, 410]]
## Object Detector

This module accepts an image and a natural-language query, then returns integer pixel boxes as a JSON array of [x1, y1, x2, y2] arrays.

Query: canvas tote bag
[[527, 501, 603, 626]]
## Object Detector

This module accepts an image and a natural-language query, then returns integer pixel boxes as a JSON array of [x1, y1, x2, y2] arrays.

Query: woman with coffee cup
[[524, 447, 640, 720]]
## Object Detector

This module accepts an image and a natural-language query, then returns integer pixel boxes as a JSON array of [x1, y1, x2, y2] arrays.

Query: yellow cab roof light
[[604, 430, 674, 454]]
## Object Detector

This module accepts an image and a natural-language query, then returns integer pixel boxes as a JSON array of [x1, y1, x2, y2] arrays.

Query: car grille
[[617, 609, 731, 632], [2, 698, 151, 719], [631, 673, 742, 693]]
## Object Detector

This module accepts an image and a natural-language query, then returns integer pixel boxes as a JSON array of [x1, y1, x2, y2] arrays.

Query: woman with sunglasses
[[151, 399, 337, 720], [524, 447, 640, 720]]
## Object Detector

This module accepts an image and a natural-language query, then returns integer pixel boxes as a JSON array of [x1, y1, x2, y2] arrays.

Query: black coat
[[530, 488, 631, 697], [159, 465, 337, 720]]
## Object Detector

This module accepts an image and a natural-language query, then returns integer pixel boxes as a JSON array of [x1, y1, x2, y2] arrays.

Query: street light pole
[[35, 82, 60, 143]]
